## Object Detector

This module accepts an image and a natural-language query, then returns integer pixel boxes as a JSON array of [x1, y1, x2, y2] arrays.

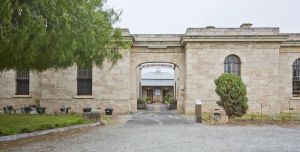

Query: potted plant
[[36, 107, 46, 114], [21, 106, 31, 114], [167, 98, 177, 110], [163, 92, 172, 104], [83, 107, 92, 112], [35, 99, 46, 114], [146, 97, 152, 104], [3, 105, 13, 114], [60, 106, 71, 114], [137, 98, 146, 109], [105, 107, 113, 115]]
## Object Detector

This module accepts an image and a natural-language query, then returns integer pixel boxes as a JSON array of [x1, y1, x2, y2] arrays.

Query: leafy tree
[[0, 0, 130, 71], [214, 73, 248, 117]]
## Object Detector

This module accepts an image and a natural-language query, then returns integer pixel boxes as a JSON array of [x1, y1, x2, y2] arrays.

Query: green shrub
[[168, 98, 177, 104], [137, 98, 145, 104], [250, 114, 256, 120], [163, 92, 173, 103], [146, 97, 152, 103], [215, 73, 248, 117]]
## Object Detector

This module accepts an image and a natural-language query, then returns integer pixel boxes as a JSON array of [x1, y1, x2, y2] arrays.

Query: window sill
[[290, 96, 300, 100], [13, 95, 32, 98], [73, 95, 95, 99]]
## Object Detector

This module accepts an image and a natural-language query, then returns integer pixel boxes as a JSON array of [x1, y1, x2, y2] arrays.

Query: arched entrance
[[129, 48, 185, 113], [137, 62, 179, 104]]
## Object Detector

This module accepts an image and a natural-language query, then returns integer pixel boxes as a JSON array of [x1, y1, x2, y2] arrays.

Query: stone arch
[[129, 51, 185, 113]]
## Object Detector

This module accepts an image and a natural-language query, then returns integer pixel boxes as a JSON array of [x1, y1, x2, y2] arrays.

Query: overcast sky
[[106, 0, 300, 34]]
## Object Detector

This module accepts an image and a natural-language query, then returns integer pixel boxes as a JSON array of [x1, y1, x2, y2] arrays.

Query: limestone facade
[[1, 24, 300, 115]]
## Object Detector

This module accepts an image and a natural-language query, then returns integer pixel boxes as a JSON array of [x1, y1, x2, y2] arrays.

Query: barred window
[[224, 54, 241, 76], [16, 70, 30, 95], [293, 58, 300, 96], [77, 66, 92, 95]]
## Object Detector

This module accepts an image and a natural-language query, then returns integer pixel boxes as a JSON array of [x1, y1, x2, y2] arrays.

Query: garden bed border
[[0, 122, 100, 142]]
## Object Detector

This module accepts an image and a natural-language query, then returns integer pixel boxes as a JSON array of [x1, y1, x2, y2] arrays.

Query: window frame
[[224, 54, 241, 76], [77, 66, 92, 96], [16, 70, 30, 95], [293, 58, 300, 97]]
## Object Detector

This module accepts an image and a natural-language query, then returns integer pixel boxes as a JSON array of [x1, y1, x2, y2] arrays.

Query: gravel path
[[1, 104, 300, 152]]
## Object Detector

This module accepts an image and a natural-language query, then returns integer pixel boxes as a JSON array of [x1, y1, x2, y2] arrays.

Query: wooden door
[[147, 89, 153, 103]]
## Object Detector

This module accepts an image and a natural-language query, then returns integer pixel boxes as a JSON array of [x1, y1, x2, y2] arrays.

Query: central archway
[[129, 50, 185, 113], [137, 62, 179, 105]]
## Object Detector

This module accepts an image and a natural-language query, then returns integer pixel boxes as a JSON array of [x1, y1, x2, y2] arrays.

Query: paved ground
[[1, 104, 300, 152]]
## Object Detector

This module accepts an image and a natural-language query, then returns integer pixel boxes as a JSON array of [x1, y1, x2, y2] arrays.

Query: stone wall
[[278, 47, 300, 113], [41, 50, 131, 114], [0, 70, 41, 111], [0, 50, 131, 115], [184, 42, 281, 115]]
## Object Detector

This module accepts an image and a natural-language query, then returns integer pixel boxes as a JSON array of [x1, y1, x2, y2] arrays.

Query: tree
[[214, 73, 248, 117], [0, 0, 130, 71]]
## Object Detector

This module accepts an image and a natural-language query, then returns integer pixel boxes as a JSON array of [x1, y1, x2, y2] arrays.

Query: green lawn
[[0, 114, 91, 136]]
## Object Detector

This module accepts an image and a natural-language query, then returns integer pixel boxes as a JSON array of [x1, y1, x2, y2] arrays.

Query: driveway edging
[[0, 122, 100, 142]]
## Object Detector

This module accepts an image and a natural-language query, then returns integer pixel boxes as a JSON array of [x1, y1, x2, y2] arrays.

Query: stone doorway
[[146, 88, 153, 103]]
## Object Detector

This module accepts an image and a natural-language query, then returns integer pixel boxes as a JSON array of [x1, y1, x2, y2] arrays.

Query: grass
[[102, 115, 112, 122], [201, 112, 300, 125], [0, 114, 92, 136], [232, 113, 300, 121]]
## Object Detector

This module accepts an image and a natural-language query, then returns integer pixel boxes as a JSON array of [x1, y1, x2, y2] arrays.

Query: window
[[293, 59, 300, 96], [224, 54, 241, 76], [77, 66, 92, 95], [16, 70, 30, 95]]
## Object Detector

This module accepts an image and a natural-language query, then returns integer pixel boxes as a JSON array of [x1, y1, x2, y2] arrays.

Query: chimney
[[205, 26, 215, 29], [240, 23, 253, 28]]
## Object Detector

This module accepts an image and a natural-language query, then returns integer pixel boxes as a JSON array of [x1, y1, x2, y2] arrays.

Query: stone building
[[1, 23, 300, 115]]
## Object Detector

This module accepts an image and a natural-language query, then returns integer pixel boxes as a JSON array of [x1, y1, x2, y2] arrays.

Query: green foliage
[[0, 114, 91, 136], [146, 97, 152, 103], [215, 73, 248, 117], [0, 0, 130, 71], [163, 92, 173, 103], [163, 92, 176, 104], [168, 98, 177, 104], [137, 98, 145, 104]]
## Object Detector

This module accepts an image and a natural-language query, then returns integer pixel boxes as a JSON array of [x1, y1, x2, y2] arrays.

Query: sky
[[106, 0, 300, 34]]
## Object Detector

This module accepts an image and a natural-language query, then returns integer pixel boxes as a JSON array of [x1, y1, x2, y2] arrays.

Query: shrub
[[163, 92, 173, 103], [137, 98, 145, 104], [146, 97, 152, 103], [168, 98, 177, 104], [215, 73, 248, 117]]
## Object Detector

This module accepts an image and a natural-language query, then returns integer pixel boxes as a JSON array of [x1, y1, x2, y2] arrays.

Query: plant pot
[[37, 107, 46, 114], [60, 107, 71, 114], [83, 108, 92, 113], [21, 107, 31, 114], [168, 104, 177, 110], [3, 106, 13, 114], [137, 103, 146, 109], [105, 108, 113, 115]]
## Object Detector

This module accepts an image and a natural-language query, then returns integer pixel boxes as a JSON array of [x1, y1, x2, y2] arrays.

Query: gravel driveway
[[1, 104, 300, 152]]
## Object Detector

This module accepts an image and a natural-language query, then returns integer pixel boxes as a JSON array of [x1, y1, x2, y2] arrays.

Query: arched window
[[293, 59, 300, 96], [224, 54, 241, 76]]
